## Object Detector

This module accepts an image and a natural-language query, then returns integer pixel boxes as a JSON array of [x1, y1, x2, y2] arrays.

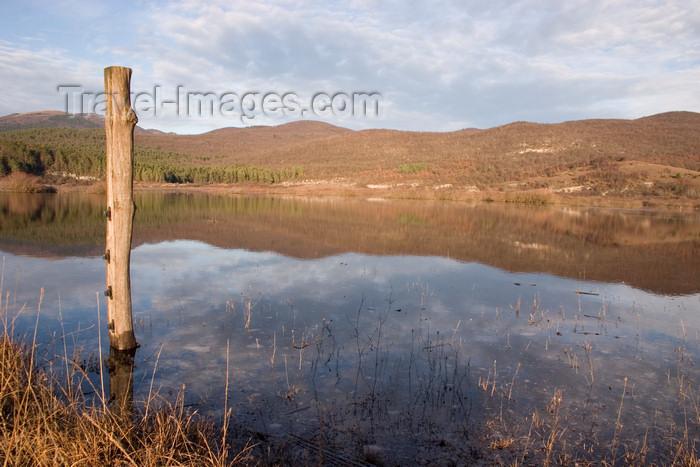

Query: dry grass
[[264, 292, 700, 466], [471, 299, 700, 467], [477, 376, 700, 466], [504, 191, 552, 205], [0, 173, 55, 193], [0, 330, 252, 466]]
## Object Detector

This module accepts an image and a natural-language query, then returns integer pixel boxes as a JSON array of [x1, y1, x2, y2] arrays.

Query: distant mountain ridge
[[3, 109, 700, 135]]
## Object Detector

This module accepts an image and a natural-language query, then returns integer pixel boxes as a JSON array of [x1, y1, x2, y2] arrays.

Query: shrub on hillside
[[1, 172, 55, 193]]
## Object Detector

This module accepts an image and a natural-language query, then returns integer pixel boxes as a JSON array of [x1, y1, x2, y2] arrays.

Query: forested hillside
[[0, 128, 303, 184], [0, 111, 698, 201]]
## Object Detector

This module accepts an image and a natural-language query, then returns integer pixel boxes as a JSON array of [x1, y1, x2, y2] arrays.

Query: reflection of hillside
[[0, 192, 697, 295], [0, 192, 106, 257]]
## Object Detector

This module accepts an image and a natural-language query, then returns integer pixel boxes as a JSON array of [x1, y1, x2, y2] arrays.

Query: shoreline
[[136, 181, 700, 211], [1, 178, 699, 211]]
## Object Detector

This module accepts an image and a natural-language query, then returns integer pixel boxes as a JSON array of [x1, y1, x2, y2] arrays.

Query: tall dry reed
[[0, 329, 252, 466]]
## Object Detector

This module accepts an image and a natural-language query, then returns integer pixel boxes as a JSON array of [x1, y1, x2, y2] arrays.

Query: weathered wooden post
[[104, 66, 138, 351]]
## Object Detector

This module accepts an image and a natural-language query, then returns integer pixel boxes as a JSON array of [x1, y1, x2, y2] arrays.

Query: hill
[[0, 110, 698, 202], [135, 119, 351, 156], [0, 110, 163, 135]]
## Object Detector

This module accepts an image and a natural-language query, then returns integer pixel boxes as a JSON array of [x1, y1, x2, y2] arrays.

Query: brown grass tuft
[[0, 173, 55, 193], [0, 332, 251, 466]]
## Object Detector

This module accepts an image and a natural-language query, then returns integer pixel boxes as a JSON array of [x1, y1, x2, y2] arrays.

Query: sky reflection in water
[[2, 240, 697, 409]]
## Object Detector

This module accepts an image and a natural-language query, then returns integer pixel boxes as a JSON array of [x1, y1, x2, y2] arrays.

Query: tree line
[[0, 128, 303, 184]]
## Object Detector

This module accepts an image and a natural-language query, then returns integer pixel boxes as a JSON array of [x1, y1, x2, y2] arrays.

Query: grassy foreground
[[0, 330, 251, 466]]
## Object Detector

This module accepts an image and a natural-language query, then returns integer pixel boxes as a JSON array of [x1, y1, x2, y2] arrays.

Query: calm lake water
[[1, 191, 699, 464]]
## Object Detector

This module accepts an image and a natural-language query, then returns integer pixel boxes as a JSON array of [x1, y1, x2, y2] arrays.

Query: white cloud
[[0, 0, 698, 132], [0, 41, 103, 114]]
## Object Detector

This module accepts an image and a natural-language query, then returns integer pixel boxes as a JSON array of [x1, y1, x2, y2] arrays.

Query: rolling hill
[[0, 110, 698, 202], [0, 110, 163, 135]]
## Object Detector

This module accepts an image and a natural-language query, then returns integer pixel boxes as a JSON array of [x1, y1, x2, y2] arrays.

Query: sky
[[0, 0, 699, 134]]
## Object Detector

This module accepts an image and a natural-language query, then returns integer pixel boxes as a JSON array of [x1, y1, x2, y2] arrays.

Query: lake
[[1, 191, 698, 464]]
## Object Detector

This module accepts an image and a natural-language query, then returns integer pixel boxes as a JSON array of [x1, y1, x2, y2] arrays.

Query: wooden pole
[[104, 66, 138, 351]]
